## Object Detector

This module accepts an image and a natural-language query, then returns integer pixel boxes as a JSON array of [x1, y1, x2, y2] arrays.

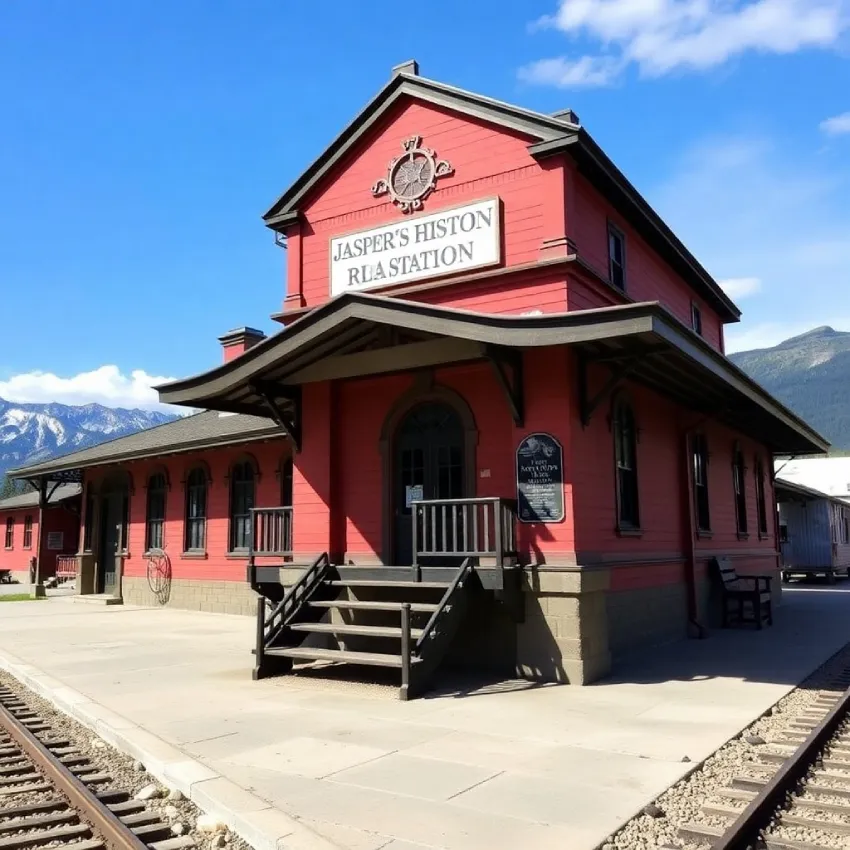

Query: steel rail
[[0, 701, 150, 850], [713, 682, 850, 850]]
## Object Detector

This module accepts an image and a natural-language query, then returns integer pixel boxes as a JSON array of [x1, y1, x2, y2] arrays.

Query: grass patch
[[0, 594, 43, 602]]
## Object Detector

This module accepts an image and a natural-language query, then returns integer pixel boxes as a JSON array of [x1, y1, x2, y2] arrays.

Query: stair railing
[[256, 552, 331, 662], [400, 557, 477, 700]]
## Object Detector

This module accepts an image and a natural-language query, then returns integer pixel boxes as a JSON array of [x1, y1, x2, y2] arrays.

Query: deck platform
[[0, 586, 849, 850]]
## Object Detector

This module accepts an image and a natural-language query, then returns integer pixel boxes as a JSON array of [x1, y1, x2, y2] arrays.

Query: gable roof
[[9, 410, 283, 481], [262, 64, 740, 322], [0, 483, 81, 512], [775, 477, 850, 507]]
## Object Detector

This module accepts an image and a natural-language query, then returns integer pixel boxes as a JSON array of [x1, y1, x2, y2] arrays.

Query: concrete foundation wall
[[122, 576, 257, 617], [606, 583, 688, 658]]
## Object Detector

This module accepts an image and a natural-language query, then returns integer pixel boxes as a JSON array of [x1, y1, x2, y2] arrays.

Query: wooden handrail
[[249, 507, 293, 558], [412, 497, 518, 566]]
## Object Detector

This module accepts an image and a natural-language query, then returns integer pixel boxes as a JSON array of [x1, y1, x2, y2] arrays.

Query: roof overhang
[[157, 292, 828, 456]]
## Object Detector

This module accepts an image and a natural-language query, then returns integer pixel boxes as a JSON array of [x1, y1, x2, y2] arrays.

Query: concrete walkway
[[0, 585, 849, 850]]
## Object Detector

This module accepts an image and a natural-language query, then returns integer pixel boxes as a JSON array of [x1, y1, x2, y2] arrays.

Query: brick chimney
[[218, 327, 266, 363]]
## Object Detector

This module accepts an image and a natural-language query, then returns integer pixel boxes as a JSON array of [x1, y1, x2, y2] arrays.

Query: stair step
[[309, 600, 440, 613], [267, 646, 419, 668], [327, 580, 450, 589], [289, 623, 425, 639]]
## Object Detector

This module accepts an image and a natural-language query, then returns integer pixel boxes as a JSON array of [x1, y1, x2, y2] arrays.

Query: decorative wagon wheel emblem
[[371, 136, 453, 213], [145, 547, 172, 604]]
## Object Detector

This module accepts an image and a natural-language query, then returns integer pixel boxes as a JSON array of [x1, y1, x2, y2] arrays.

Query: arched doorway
[[97, 472, 129, 595], [393, 402, 466, 565]]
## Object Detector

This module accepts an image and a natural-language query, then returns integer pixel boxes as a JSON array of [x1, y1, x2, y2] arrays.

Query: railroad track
[[662, 668, 850, 850], [0, 685, 194, 850]]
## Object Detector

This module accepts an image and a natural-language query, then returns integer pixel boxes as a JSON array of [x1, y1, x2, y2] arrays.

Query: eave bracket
[[251, 381, 302, 453], [485, 345, 524, 427]]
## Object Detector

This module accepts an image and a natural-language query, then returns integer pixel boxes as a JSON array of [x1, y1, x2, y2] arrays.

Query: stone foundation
[[515, 568, 612, 684], [121, 576, 257, 616]]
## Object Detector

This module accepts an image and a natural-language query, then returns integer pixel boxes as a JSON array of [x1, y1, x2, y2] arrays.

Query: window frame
[[228, 459, 256, 553], [607, 222, 627, 292], [612, 396, 641, 533], [732, 444, 748, 538], [692, 433, 711, 535], [691, 302, 703, 336], [184, 467, 208, 554], [4, 517, 13, 550], [22, 515, 33, 549], [145, 472, 168, 553], [755, 457, 769, 538]]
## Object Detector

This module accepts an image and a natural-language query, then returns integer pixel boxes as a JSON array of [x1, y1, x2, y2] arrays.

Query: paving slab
[[0, 586, 848, 850]]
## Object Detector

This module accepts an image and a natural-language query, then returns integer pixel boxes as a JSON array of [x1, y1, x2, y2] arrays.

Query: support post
[[411, 507, 420, 583], [400, 602, 412, 701], [252, 596, 267, 680], [32, 479, 48, 599]]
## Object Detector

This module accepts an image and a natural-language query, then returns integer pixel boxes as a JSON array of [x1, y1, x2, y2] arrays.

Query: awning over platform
[[157, 293, 828, 456]]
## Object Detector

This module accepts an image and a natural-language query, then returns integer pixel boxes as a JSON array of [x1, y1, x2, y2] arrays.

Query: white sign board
[[405, 484, 424, 508], [330, 197, 501, 296]]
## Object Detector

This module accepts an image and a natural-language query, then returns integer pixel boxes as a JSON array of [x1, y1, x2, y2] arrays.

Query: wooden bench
[[714, 556, 773, 629]]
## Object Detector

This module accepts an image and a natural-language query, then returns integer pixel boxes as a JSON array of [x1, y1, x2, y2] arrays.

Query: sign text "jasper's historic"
[[329, 198, 501, 296]]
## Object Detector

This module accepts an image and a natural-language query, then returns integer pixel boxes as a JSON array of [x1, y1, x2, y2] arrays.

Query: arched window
[[613, 397, 640, 529], [184, 468, 207, 552], [733, 444, 748, 536], [692, 433, 711, 533], [229, 460, 255, 552], [280, 457, 293, 507], [755, 457, 768, 536], [145, 472, 167, 551]]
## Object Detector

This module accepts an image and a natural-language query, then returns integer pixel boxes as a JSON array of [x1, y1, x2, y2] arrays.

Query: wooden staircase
[[251, 559, 479, 699]]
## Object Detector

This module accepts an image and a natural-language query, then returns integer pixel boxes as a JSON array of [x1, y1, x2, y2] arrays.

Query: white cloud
[[522, 0, 849, 87], [0, 366, 178, 412], [647, 134, 850, 354], [821, 111, 850, 136], [518, 55, 623, 88], [719, 277, 762, 299]]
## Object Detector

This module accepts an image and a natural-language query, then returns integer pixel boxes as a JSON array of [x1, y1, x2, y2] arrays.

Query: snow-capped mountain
[[0, 398, 176, 480]]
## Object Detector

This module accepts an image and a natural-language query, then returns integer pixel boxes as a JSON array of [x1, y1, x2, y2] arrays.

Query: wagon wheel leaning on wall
[[145, 547, 172, 605]]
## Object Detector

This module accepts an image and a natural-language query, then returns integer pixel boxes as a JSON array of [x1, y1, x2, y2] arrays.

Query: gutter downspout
[[682, 428, 707, 638]]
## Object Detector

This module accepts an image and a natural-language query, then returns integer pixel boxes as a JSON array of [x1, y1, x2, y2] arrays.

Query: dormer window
[[607, 224, 626, 291]]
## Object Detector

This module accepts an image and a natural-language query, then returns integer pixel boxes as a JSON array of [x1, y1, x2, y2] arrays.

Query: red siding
[[289, 98, 550, 312], [0, 502, 80, 579], [570, 171, 724, 349], [82, 439, 289, 584]]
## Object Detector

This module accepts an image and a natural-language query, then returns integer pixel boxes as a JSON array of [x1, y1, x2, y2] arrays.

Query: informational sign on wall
[[330, 197, 501, 296], [516, 433, 565, 524], [405, 484, 424, 509], [46, 532, 64, 551]]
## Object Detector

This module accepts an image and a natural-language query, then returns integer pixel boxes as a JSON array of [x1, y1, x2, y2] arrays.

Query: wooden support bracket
[[485, 345, 524, 427], [251, 381, 302, 453], [578, 353, 642, 428]]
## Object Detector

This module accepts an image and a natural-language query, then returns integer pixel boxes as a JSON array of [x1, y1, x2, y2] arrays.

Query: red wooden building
[[11, 61, 827, 694]]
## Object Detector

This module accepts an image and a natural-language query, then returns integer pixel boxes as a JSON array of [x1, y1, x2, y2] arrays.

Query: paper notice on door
[[405, 484, 424, 508]]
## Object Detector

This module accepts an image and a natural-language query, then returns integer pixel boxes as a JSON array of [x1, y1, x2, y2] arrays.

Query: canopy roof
[[158, 292, 828, 456], [0, 483, 81, 512]]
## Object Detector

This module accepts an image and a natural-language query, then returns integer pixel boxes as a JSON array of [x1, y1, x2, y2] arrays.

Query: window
[[23, 516, 33, 549], [184, 468, 207, 552], [281, 457, 293, 507], [607, 224, 626, 290], [613, 398, 640, 529], [120, 493, 130, 554], [691, 302, 703, 336], [229, 460, 255, 552], [755, 459, 768, 536], [779, 523, 789, 544], [692, 434, 711, 533], [844, 513, 850, 545], [4, 518, 12, 549], [733, 445, 748, 536], [83, 488, 94, 552], [145, 472, 167, 551]]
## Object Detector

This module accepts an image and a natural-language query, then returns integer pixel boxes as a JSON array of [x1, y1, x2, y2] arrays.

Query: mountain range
[[729, 326, 850, 451], [0, 398, 176, 483]]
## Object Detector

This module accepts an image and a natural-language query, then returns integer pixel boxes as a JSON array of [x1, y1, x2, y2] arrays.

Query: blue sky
[[0, 0, 848, 410]]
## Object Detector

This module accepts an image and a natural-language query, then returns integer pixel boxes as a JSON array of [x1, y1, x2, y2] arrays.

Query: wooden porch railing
[[55, 555, 79, 583], [411, 497, 518, 567], [249, 507, 293, 560]]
